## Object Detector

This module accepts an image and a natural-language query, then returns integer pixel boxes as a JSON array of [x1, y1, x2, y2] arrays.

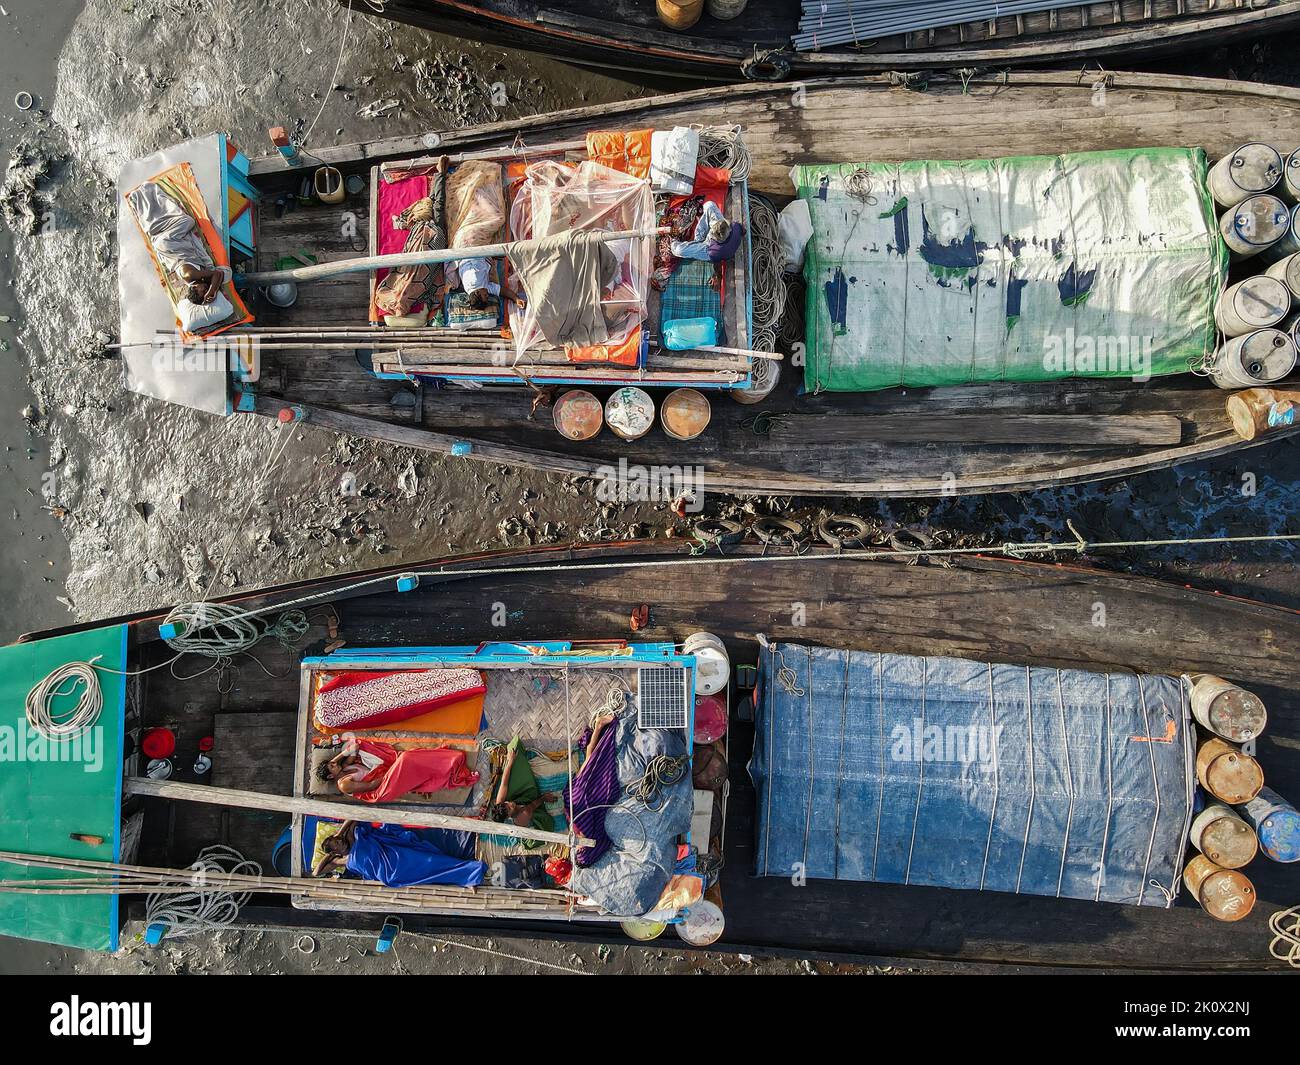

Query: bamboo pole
[[239, 227, 667, 285], [0, 852, 574, 909], [122, 777, 590, 848]]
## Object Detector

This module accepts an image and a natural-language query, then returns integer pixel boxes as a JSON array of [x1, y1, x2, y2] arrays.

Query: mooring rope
[[25, 659, 105, 742], [143, 846, 262, 939], [1269, 905, 1300, 969]]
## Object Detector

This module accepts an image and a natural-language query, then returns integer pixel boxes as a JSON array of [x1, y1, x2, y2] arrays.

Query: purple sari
[[565, 724, 620, 866]]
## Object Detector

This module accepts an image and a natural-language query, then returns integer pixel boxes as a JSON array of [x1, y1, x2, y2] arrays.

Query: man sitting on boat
[[316, 734, 479, 804]]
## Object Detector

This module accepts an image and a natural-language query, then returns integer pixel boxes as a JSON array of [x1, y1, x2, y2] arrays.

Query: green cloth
[[503, 736, 554, 841], [0, 625, 127, 952], [796, 148, 1226, 392]]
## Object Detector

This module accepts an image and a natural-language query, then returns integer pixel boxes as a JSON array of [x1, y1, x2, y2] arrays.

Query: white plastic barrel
[[1215, 275, 1291, 337], [1265, 253, 1300, 301], [1210, 329, 1297, 390], [1220, 195, 1291, 260], [1208, 143, 1283, 208], [731, 356, 780, 405]]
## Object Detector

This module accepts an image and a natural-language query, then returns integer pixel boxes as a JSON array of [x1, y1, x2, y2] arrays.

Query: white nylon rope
[[1054, 669, 1075, 899], [1269, 906, 1300, 969], [25, 659, 105, 742], [1094, 672, 1114, 903], [1135, 676, 1162, 907], [1015, 665, 1036, 896], [143, 846, 262, 939], [978, 661, 999, 892]]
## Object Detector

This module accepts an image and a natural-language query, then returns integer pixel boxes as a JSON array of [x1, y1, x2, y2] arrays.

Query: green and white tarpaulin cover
[[0, 626, 127, 952], [795, 148, 1227, 393]]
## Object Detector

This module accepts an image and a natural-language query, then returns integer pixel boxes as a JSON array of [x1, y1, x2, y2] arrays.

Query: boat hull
[[241, 73, 1300, 496], [352, 0, 1300, 82], [54, 541, 1300, 969]]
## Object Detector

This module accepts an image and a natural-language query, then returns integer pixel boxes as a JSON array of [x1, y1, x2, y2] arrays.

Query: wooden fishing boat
[[3, 538, 1298, 969], [116, 72, 1300, 497], [351, 0, 1300, 82]]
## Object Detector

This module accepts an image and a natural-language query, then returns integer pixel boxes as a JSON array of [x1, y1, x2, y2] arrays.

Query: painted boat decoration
[[2, 540, 1299, 967], [115, 72, 1300, 498], [349, 0, 1300, 83]]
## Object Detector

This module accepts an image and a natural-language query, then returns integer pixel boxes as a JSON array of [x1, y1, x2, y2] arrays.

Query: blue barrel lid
[[1258, 807, 1300, 863]]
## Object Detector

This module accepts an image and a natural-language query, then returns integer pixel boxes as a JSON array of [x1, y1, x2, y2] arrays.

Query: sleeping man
[[314, 820, 486, 888], [490, 735, 558, 847]]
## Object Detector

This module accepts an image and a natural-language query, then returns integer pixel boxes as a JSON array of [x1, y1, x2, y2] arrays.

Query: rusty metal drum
[[604, 387, 656, 441], [1189, 803, 1258, 869], [1208, 143, 1283, 208], [1238, 786, 1300, 863], [1196, 736, 1264, 805], [660, 388, 712, 441], [552, 389, 604, 441], [1188, 674, 1268, 742], [1183, 854, 1256, 922]]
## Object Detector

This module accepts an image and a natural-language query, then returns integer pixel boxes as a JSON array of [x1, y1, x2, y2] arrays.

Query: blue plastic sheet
[[749, 642, 1194, 907]]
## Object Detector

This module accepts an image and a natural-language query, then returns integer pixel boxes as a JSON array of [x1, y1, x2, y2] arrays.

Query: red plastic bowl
[[141, 727, 176, 760]]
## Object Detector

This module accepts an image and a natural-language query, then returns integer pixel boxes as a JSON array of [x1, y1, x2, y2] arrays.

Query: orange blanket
[[587, 129, 653, 180], [124, 162, 253, 342]]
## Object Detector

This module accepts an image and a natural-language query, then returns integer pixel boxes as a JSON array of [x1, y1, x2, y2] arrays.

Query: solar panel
[[636, 666, 690, 730]]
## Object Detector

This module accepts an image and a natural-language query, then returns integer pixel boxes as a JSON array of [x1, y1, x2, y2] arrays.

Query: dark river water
[[0, 1, 1298, 974]]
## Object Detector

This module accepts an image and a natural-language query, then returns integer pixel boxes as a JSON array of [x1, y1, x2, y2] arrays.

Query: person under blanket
[[373, 155, 449, 319], [315, 821, 486, 887], [317, 735, 479, 804], [491, 736, 558, 847], [127, 180, 233, 317], [445, 256, 523, 311]]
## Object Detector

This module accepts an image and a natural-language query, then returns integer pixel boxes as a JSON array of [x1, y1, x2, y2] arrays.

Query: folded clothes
[[314, 668, 486, 731]]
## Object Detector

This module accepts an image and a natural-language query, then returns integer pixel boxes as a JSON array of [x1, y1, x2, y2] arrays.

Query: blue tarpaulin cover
[[749, 642, 1194, 907]]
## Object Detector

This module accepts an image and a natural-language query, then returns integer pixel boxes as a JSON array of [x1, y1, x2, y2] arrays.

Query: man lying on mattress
[[317, 734, 478, 804], [313, 820, 486, 888]]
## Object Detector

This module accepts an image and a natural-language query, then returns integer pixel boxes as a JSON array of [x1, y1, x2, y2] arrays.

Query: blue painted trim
[[108, 623, 128, 952]]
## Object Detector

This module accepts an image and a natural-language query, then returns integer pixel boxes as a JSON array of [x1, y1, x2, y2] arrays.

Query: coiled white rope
[[695, 125, 752, 184], [747, 193, 788, 352], [1270, 905, 1300, 969], [143, 846, 262, 939], [161, 601, 308, 659], [25, 659, 105, 742]]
